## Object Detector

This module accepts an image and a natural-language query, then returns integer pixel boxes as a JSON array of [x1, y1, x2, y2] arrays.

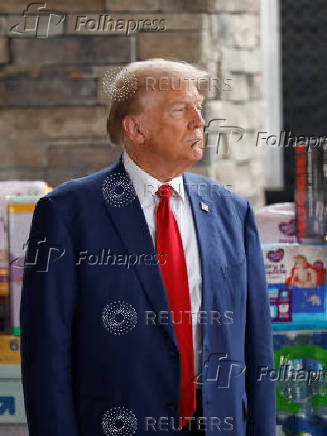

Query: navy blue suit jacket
[[20, 153, 276, 435]]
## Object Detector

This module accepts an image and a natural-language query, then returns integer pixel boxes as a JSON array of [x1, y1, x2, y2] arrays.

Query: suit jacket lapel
[[183, 172, 225, 319], [101, 154, 179, 350]]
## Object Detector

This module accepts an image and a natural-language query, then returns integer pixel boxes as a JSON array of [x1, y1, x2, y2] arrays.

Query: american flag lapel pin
[[200, 201, 209, 212]]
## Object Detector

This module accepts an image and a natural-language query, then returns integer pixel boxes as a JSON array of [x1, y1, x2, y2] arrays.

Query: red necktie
[[155, 184, 196, 429]]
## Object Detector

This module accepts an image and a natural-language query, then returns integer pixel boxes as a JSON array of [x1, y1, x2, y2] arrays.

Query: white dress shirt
[[122, 150, 203, 379]]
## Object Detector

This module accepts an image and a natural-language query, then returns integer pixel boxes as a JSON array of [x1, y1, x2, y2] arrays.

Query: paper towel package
[[7, 195, 41, 336], [263, 243, 327, 330], [0, 182, 50, 332], [256, 202, 298, 244]]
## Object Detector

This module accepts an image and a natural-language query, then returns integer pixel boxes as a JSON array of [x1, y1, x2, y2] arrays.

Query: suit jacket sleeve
[[20, 196, 80, 436], [244, 201, 276, 436]]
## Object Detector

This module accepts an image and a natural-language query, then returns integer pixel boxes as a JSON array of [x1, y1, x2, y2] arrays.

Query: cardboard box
[[295, 140, 327, 244], [263, 243, 327, 330], [273, 331, 327, 432], [256, 202, 298, 244], [0, 182, 50, 332], [0, 335, 20, 365], [0, 379, 26, 423], [7, 197, 41, 336]]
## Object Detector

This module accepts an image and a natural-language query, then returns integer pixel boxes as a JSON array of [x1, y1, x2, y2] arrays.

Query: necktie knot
[[157, 184, 174, 201]]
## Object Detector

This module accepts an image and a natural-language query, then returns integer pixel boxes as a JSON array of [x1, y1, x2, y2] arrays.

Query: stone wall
[[0, 0, 264, 206]]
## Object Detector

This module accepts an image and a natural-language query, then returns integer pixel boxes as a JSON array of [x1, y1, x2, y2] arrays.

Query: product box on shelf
[[256, 202, 298, 245], [0, 335, 20, 365], [0, 182, 50, 332], [295, 140, 327, 244], [0, 335, 21, 378], [7, 196, 42, 336], [273, 331, 327, 435], [0, 379, 26, 424], [263, 243, 327, 330], [0, 334, 24, 423]]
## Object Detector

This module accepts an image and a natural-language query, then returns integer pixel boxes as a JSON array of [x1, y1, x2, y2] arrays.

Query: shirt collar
[[122, 150, 185, 206]]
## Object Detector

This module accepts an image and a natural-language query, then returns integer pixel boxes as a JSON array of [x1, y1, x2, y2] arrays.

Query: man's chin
[[191, 145, 204, 160]]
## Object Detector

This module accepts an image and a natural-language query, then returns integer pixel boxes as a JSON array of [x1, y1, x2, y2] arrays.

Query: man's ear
[[122, 115, 146, 144]]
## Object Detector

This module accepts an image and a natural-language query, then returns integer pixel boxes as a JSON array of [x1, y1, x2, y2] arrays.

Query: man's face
[[138, 79, 205, 165]]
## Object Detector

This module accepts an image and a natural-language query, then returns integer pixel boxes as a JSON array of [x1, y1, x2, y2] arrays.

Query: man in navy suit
[[20, 59, 276, 436]]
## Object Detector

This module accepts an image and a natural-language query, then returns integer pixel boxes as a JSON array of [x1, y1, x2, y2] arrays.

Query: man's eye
[[174, 107, 184, 112]]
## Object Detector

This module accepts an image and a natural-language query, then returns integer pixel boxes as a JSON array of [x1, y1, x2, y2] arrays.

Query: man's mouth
[[190, 138, 203, 147]]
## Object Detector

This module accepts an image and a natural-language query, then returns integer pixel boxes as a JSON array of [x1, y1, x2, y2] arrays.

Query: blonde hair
[[294, 255, 308, 263], [105, 58, 209, 146]]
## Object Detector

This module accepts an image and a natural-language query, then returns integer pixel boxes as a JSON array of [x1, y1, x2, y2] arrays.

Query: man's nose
[[189, 107, 205, 129]]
